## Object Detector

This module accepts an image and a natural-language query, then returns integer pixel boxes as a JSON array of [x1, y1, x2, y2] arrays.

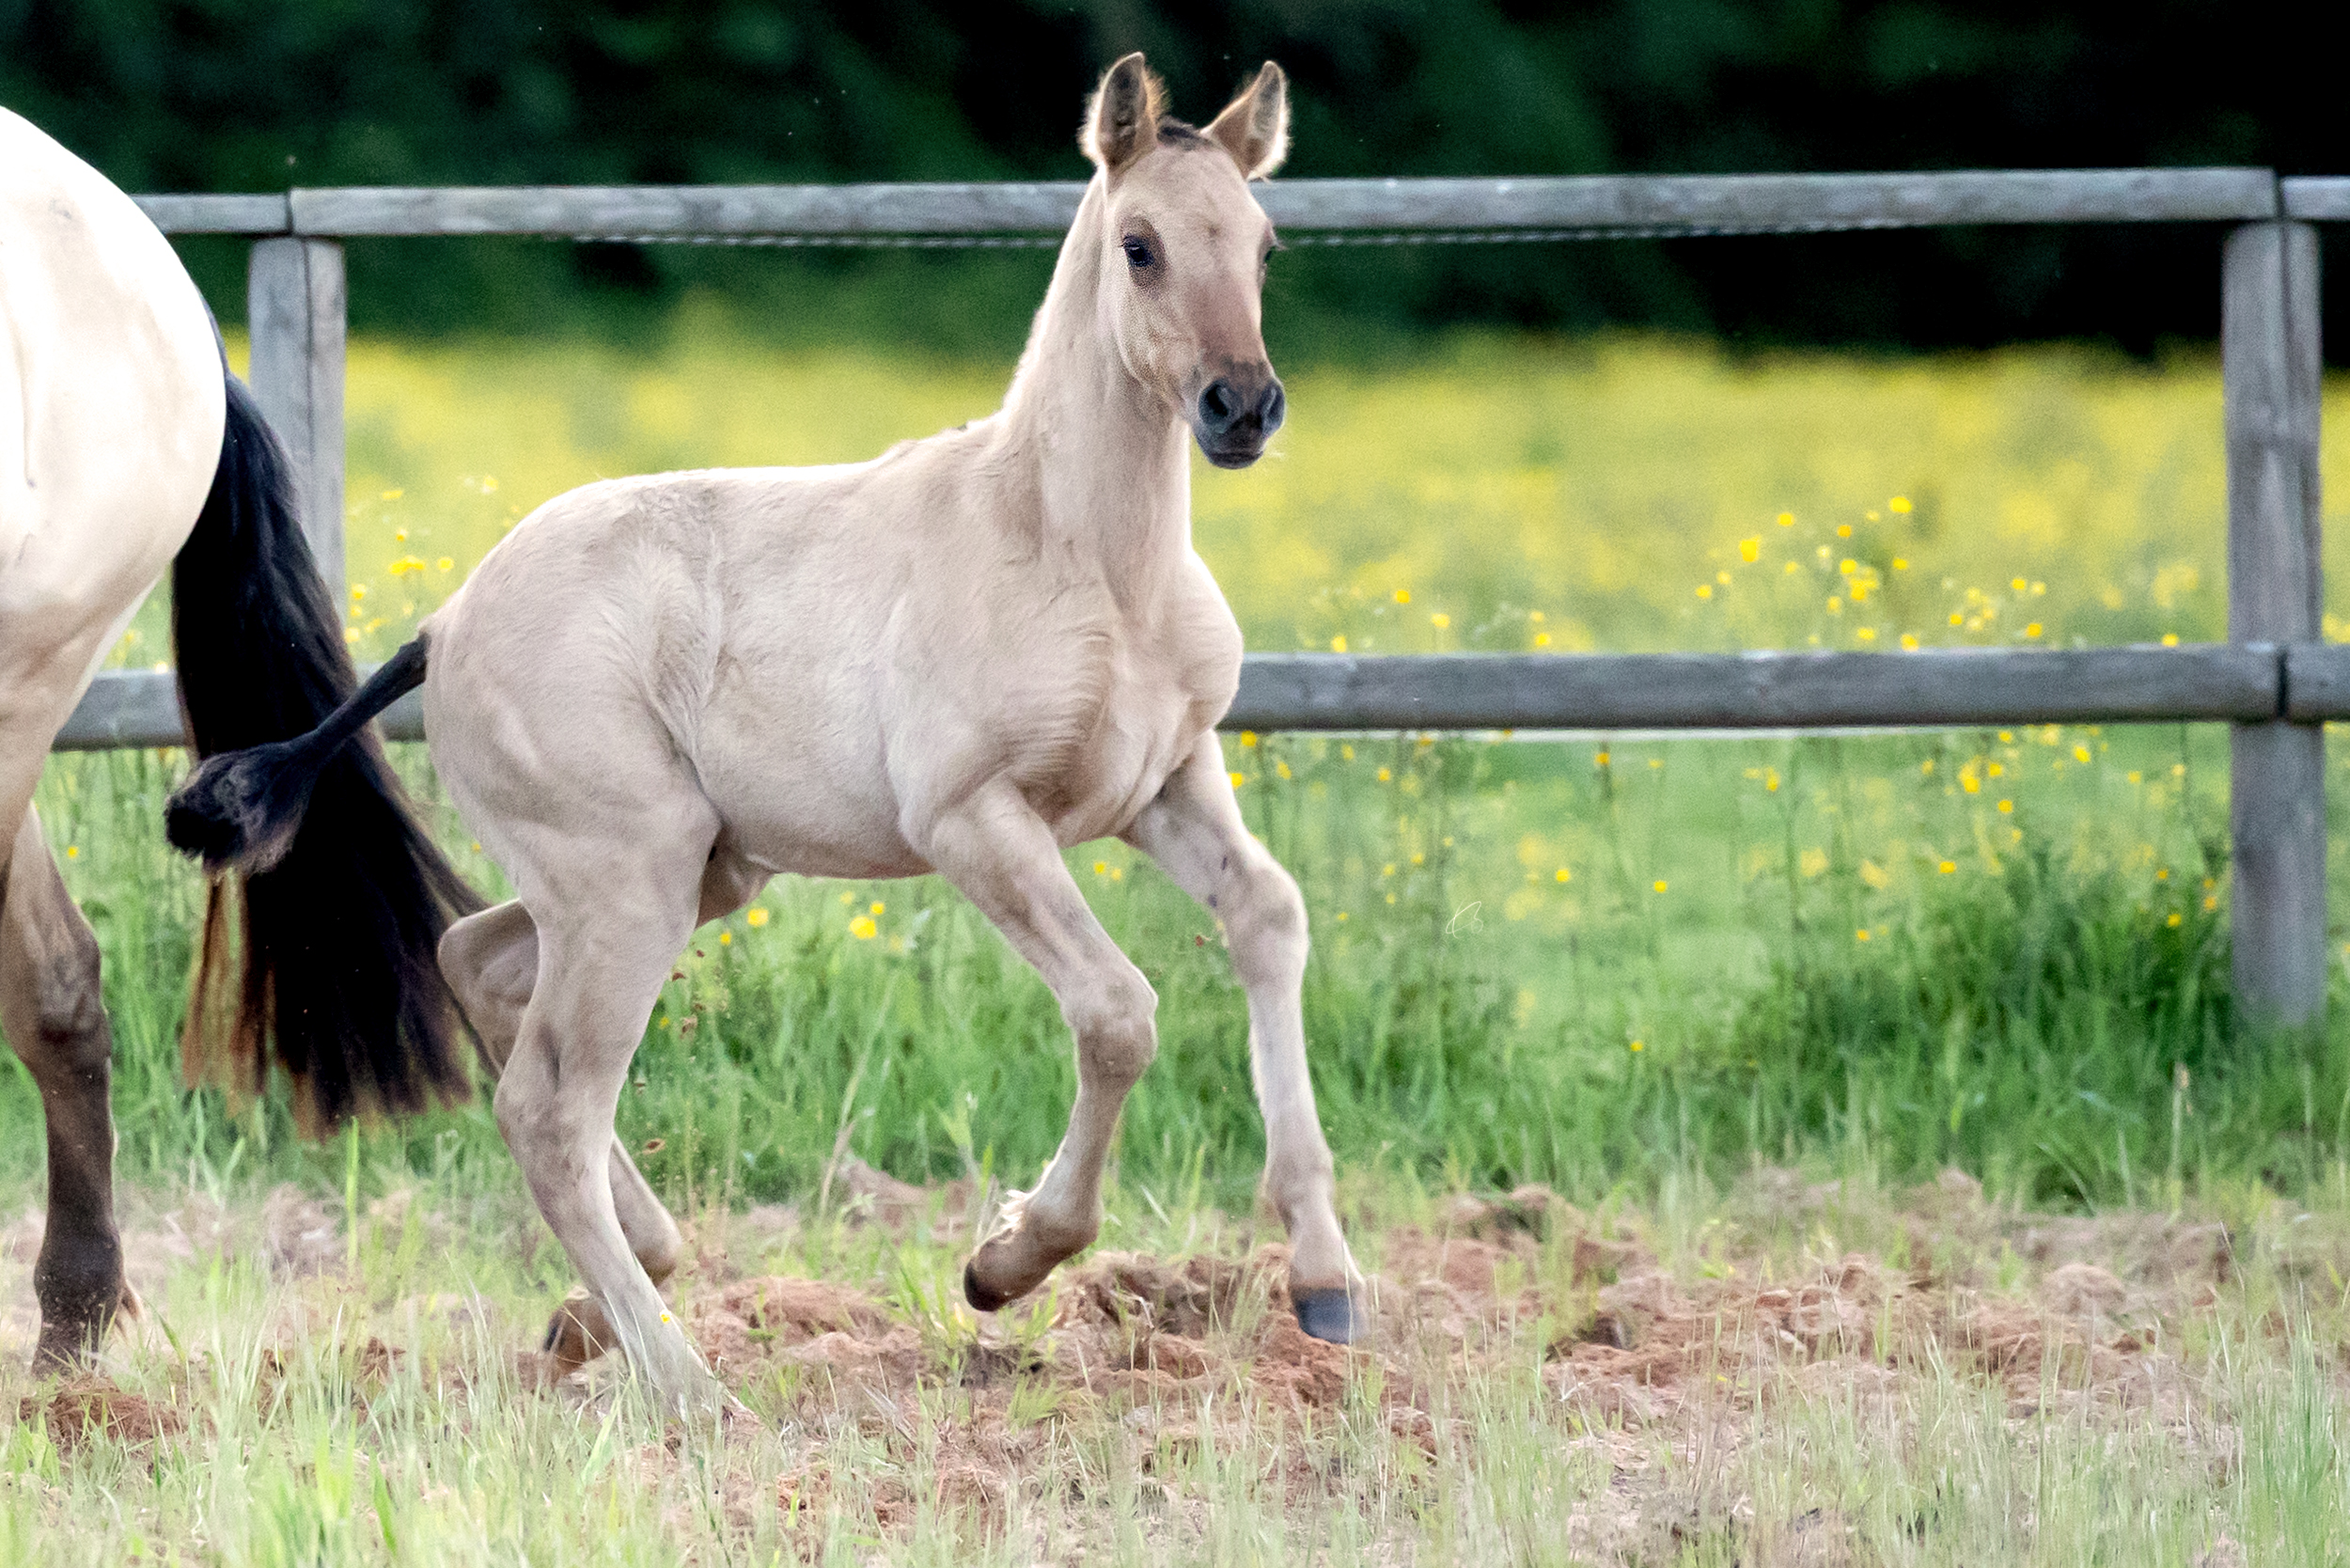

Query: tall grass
[[24, 323, 2350, 1215], [18, 714, 2343, 1217]]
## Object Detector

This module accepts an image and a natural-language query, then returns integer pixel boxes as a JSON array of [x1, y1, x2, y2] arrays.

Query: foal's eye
[[1120, 237, 1154, 270]]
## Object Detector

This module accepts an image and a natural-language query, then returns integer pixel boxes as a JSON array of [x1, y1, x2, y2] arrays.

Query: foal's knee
[[1222, 855, 1308, 992], [1064, 967, 1158, 1088], [24, 917, 110, 1077]]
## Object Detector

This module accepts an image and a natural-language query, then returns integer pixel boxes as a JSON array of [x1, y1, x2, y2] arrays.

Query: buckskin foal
[[172, 55, 1362, 1414]]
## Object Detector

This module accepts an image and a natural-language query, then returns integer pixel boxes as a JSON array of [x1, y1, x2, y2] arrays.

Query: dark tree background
[[6, 1, 2342, 354]]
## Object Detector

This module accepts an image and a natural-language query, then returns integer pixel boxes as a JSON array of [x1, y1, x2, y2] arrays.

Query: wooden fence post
[[245, 236, 348, 593], [2225, 219, 2326, 1028]]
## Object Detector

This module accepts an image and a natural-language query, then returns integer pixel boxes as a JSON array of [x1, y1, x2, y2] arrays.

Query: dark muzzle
[[1196, 369, 1286, 467]]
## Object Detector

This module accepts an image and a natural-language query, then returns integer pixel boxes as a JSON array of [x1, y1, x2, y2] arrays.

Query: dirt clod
[[22, 1380, 183, 1453]]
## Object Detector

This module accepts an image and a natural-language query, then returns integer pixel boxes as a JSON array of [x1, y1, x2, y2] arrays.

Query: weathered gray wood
[[55, 669, 423, 751], [1223, 647, 2281, 731], [53, 671, 186, 751], [2225, 221, 2326, 1028], [133, 193, 291, 234], [2282, 178, 2350, 221], [2285, 644, 2350, 719], [276, 168, 2279, 240], [57, 646, 2294, 752], [245, 238, 348, 592], [290, 183, 1089, 238], [1260, 168, 2278, 232]]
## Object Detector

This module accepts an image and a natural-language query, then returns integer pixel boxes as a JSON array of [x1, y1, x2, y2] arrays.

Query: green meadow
[[11, 319, 2350, 1563], [32, 316, 2350, 1210]]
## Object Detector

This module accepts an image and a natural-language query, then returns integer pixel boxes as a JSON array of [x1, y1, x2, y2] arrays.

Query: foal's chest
[[1011, 588, 1242, 843]]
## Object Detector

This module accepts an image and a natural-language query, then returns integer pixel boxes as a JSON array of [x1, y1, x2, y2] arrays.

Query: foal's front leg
[[929, 781, 1159, 1311], [1125, 735, 1363, 1341]]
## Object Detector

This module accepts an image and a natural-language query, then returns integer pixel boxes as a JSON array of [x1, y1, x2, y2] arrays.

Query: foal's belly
[[695, 729, 932, 882]]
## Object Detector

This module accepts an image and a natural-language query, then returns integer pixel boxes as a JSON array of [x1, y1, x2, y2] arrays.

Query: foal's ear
[[1082, 53, 1164, 175], [1205, 62, 1290, 180]]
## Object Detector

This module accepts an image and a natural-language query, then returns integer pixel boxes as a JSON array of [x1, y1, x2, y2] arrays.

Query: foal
[[175, 55, 1360, 1411]]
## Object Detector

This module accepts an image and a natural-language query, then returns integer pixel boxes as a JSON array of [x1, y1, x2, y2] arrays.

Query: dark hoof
[[963, 1259, 1014, 1313], [1292, 1287, 1361, 1344]]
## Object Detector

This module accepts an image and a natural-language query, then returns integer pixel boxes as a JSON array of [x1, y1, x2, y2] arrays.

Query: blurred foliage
[[6, 2, 2346, 352]]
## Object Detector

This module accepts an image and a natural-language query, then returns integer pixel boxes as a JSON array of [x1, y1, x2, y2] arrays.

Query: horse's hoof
[[963, 1258, 1015, 1313], [1292, 1287, 1361, 1345]]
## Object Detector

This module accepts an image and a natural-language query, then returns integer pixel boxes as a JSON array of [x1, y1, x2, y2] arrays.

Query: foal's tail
[[163, 371, 480, 1136]]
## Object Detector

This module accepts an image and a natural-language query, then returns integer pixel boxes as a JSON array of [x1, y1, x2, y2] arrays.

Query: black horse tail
[[163, 370, 480, 1136]]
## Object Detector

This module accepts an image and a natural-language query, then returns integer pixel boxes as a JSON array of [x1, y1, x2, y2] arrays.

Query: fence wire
[[556, 218, 1919, 250]]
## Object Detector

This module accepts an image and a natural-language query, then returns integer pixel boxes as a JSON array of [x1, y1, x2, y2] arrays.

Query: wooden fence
[[62, 169, 2339, 1025]]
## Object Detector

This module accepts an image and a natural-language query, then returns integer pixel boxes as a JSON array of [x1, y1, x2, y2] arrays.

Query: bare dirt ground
[[0, 1162, 2302, 1562]]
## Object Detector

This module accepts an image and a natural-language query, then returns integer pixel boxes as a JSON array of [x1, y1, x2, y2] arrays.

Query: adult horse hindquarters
[[169, 55, 1362, 1414], [1, 109, 477, 1366]]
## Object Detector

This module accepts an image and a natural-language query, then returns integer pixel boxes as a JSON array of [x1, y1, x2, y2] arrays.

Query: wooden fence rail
[[60, 168, 2339, 1025], [54, 644, 2350, 754]]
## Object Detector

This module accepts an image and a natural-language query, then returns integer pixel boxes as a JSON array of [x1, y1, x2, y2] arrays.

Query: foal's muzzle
[[1194, 369, 1286, 468]]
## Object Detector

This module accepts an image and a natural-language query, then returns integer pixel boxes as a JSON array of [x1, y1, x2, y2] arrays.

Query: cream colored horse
[[5, 109, 477, 1369], [174, 55, 1361, 1412]]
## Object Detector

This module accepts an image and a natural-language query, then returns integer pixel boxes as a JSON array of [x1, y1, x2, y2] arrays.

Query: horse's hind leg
[[0, 807, 129, 1370], [440, 900, 682, 1382]]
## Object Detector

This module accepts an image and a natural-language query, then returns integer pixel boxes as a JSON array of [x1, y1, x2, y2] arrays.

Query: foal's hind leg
[[440, 900, 683, 1382], [0, 808, 130, 1369], [925, 781, 1159, 1310], [1125, 736, 1362, 1341]]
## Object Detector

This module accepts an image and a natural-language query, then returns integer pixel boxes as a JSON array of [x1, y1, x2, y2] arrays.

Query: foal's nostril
[[1199, 379, 1241, 434], [1259, 380, 1286, 434]]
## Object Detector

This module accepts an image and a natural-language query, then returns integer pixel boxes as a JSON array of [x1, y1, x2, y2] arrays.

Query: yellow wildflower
[[850, 916, 878, 940], [745, 908, 770, 928]]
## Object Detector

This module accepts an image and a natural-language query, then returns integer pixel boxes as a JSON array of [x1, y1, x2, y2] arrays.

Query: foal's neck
[[995, 180, 1193, 604]]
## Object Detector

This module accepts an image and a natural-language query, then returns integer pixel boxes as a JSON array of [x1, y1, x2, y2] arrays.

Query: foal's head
[[1081, 55, 1290, 469]]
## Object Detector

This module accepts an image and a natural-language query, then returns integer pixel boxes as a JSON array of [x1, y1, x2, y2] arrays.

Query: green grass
[[17, 714, 2344, 1218], [28, 321, 2350, 1214], [14, 323, 2350, 1562]]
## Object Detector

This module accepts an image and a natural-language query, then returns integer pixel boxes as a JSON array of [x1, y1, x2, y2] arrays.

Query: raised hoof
[[541, 1291, 613, 1378], [963, 1258, 1016, 1313], [1292, 1287, 1362, 1345]]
